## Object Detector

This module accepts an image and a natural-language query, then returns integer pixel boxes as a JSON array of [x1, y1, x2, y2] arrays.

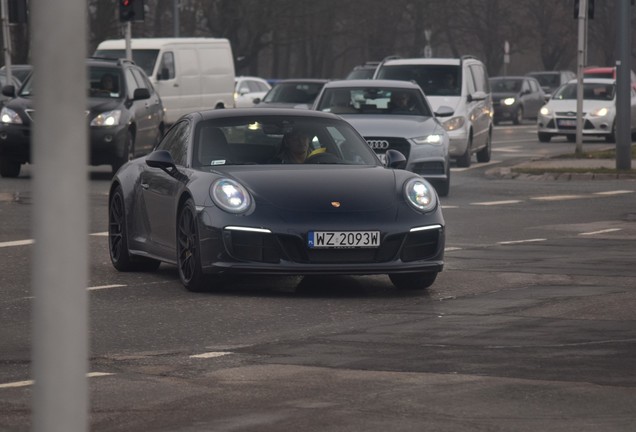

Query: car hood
[[425, 95, 462, 112], [492, 91, 518, 100], [339, 115, 443, 138], [546, 99, 614, 112], [225, 165, 400, 213], [253, 102, 311, 110], [88, 98, 123, 112]]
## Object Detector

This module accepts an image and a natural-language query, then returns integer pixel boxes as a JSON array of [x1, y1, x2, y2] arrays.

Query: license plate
[[557, 119, 577, 128], [308, 231, 380, 249]]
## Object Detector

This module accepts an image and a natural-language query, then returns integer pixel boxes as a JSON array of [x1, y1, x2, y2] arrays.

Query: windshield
[[19, 66, 124, 99], [552, 83, 615, 101], [94, 49, 159, 77], [490, 79, 523, 93], [191, 115, 380, 168], [316, 87, 432, 116], [376, 64, 460, 96], [263, 82, 325, 104]]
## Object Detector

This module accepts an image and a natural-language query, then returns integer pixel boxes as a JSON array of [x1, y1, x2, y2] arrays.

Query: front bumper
[[196, 206, 445, 276], [537, 113, 614, 137]]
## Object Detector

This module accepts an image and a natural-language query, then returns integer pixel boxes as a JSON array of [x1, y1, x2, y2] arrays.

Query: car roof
[[382, 58, 461, 66], [274, 79, 329, 84], [185, 107, 343, 122], [97, 37, 229, 49], [490, 76, 530, 80], [566, 78, 615, 84], [322, 79, 423, 89]]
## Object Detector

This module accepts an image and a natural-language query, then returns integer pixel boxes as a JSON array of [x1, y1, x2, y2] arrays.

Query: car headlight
[[404, 178, 437, 212], [413, 134, 444, 145], [442, 116, 465, 132], [210, 178, 252, 214], [503, 97, 516, 106], [589, 107, 610, 117], [539, 106, 552, 116], [0, 107, 22, 124], [90, 110, 122, 127]]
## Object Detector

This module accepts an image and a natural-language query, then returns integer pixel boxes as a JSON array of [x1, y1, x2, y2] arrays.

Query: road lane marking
[[444, 247, 463, 252], [190, 351, 232, 359], [531, 195, 586, 201], [579, 228, 622, 236], [594, 190, 634, 196], [90, 232, 109, 236], [0, 372, 114, 389], [0, 239, 34, 248], [498, 238, 547, 245], [88, 284, 127, 291], [472, 200, 522, 206]]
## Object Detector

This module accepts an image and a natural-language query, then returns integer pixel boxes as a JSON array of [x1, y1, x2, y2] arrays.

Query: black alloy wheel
[[177, 198, 208, 292], [389, 272, 438, 290]]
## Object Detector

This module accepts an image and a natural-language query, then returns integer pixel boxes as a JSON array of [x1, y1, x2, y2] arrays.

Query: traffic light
[[8, 0, 28, 24], [573, 0, 595, 19], [119, 0, 144, 22]]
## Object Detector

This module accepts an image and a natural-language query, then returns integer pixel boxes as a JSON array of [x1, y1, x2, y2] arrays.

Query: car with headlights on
[[537, 78, 636, 143], [313, 79, 451, 196], [0, 57, 165, 177], [234, 76, 271, 108], [490, 76, 545, 125], [108, 109, 445, 293]]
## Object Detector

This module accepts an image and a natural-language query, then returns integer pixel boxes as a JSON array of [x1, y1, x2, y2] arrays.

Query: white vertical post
[[31, 0, 89, 430], [575, 0, 587, 155], [1, 0, 13, 83], [125, 21, 132, 61]]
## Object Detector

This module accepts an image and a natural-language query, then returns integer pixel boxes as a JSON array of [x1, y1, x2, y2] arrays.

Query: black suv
[[0, 57, 165, 177]]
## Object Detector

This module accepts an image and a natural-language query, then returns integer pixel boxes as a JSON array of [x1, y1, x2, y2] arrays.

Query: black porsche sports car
[[108, 108, 445, 292]]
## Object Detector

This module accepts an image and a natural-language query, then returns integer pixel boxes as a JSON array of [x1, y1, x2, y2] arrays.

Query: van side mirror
[[2, 85, 16, 98]]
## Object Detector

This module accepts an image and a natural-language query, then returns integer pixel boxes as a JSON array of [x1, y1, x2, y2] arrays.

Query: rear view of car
[[253, 79, 328, 109]]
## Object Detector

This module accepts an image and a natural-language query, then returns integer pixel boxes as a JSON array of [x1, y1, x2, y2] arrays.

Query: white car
[[537, 78, 636, 143], [234, 76, 271, 108]]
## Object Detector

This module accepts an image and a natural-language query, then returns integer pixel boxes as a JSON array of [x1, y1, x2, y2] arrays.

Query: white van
[[95, 38, 236, 124]]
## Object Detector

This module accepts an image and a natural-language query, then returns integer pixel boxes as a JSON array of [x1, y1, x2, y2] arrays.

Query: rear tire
[[389, 272, 438, 290], [0, 158, 21, 178]]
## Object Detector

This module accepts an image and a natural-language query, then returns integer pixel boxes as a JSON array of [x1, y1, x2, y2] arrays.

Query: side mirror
[[2, 85, 16, 98], [385, 149, 407, 169], [467, 91, 487, 102], [434, 105, 454, 117], [133, 88, 151, 101], [146, 150, 176, 173]]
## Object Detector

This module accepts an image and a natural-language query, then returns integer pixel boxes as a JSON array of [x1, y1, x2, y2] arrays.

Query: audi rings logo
[[366, 139, 390, 150]]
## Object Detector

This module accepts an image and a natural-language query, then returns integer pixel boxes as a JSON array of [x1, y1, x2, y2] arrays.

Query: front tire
[[476, 130, 492, 163], [538, 132, 552, 143], [455, 136, 472, 168], [513, 106, 524, 125], [177, 198, 208, 292], [112, 130, 134, 175], [0, 158, 21, 178], [389, 272, 438, 290]]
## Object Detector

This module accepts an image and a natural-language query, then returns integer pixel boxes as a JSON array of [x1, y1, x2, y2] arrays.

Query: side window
[[124, 69, 138, 99], [158, 52, 175, 80], [256, 81, 270, 92], [469, 64, 488, 93], [131, 69, 147, 89], [157, 121, 190, 166], [529, 80, 539, 93], [521, 80, 530, 92]]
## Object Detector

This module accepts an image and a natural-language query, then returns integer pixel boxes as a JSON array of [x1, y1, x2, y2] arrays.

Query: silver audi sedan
[[312, 79, 451, 196]]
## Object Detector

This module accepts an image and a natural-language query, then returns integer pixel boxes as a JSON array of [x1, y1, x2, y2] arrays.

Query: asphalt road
[[1, 123, 636, 431]]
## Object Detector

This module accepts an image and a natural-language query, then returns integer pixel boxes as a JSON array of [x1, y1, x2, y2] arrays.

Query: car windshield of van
[[376, 65, 461, 96], [94, 49, 159, 77]]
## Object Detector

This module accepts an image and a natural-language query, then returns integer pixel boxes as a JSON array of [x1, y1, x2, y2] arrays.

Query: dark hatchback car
[[489, 76, 545, 125], [252, 79, 328, 109], [0, 58, 165, 177]]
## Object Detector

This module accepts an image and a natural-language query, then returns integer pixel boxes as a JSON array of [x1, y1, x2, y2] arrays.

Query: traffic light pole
[[125, 21, 132, 61], [575, 0, 587, 155], [616, 0, 632, 170], [1, 0, 13, 83]]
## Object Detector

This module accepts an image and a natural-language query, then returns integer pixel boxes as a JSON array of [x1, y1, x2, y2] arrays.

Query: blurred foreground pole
[[1, 0, 12, 82], [616, 0, 632, 170], [575, 0, 587, 155], [31, 0, 89, 431]]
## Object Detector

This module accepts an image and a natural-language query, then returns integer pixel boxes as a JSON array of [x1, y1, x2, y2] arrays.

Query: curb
[[485, 167, 636, 181]]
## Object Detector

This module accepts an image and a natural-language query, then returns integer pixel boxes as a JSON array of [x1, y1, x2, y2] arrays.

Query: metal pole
[[173, 0, 179, 37], [31, 0, 89, 430], [575, 0, 587, 155], [1, 0, 13, 83], [616, 0, 632, 170], [125, 21, 132, 61]]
